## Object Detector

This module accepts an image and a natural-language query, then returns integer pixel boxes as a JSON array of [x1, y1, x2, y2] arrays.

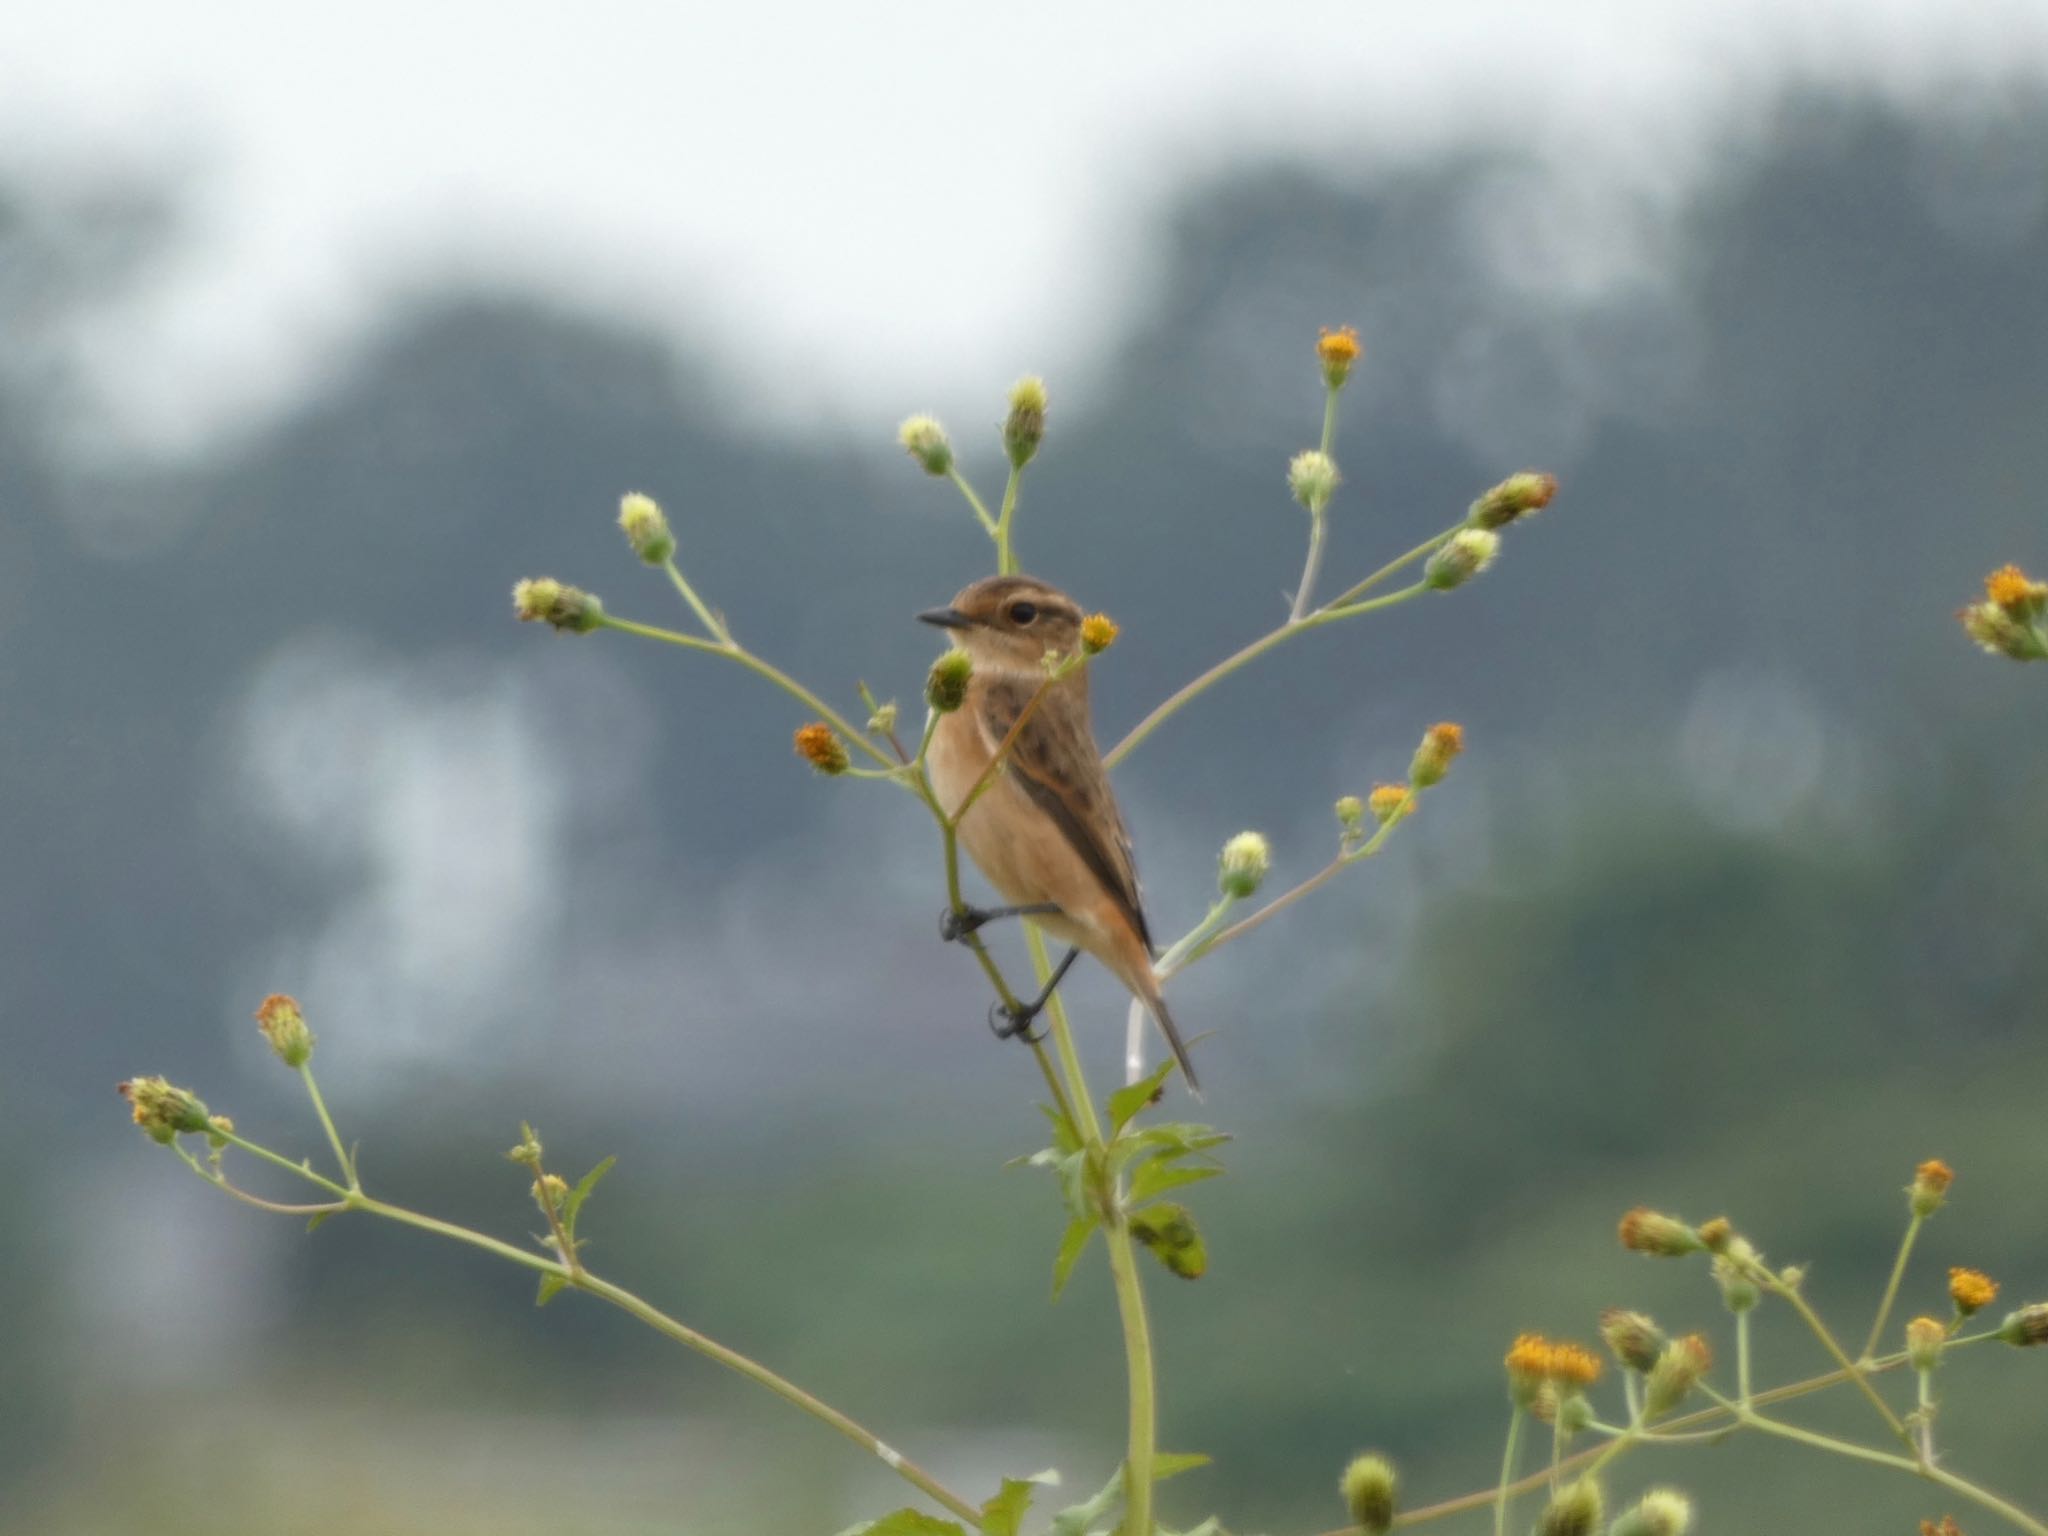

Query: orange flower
[[1080, 613, 1119, 655], [1548, 1341, 1604, 1389], [1316, 325, 1362, 387], [1367, 783, 1411, 824], [793, 722, 849, 775], [1950, 1267, 1998, 1317]]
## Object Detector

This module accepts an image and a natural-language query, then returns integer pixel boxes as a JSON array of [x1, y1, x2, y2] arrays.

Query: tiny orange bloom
[[1548, 1341, 1604, 1388], [1080, 613, 1119, 655], [1949, 1267, 1998, 1316], [1985, 564, 2046, 613], [793, 722, 848, 775], [1317, 325, 1362, 366], [1917, 1159, 1955, 1192], [1505, 1332, 1553, 1381], [1367, 783, 1410, 823]]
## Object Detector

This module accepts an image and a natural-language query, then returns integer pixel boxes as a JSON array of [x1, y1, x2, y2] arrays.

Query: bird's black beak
[[917, 606, 975, 630]]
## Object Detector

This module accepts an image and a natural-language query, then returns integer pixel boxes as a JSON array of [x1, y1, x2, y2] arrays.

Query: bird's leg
[[988, 946, 1081, 1044], [939, 901, 1060, 943]]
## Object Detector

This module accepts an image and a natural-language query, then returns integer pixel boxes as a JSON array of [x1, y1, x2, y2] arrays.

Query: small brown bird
[[920, 574, 1199, 1093]]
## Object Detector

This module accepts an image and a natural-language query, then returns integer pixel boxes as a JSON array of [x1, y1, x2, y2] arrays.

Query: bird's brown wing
[[978, 674, 1152, 953]]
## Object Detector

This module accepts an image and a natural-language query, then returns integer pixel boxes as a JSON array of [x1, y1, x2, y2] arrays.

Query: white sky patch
[[234, 636, 579, 1082], [3, 1, 2046, 458]]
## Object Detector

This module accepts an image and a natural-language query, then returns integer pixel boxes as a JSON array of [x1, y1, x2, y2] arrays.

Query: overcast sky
[[5, 0, 2048, 455]]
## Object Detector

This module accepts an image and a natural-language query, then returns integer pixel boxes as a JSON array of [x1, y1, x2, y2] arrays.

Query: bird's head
[[918, 574, 1084, 673]]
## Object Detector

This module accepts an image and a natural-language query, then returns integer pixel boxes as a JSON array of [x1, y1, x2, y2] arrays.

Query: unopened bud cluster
[[1409, 722, 1463, 788], [1907, 1315, 1947, 1372], [1536, 1478, 1603, 1536], [1959, 564, 2048, 661], [1468, 471, 1557, 530], [1643, 1334, 1712, 1418], [119, 1077, 213, 1145], [1424, 528, 1500, 591], [1618, 1207, 1706, 1257]]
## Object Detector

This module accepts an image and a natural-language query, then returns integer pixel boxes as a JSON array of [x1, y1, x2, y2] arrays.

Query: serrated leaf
[[981, 1473, 1052, 1536], [1051, 1215, 1099, 1300], [832, 1511, 966, 1536], [1049, 1466, 1125, 1536], [1039, 1101, 1083, 1156], [560, 1153, 617, 1234], [1054, 1149, 1094, 1223], [1129, 1161, 1224, 1205], [535, 1272, 567, 1306], [305, 1210, 333, 1234], [1128, 1204, 1208, 1280], [1107, 1061, 1174, 1134]]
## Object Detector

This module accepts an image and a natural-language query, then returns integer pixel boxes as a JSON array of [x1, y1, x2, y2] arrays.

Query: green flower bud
[[1467, 471, 1556, 529], [1002, 376, 1048, 468], [1218, 831, 1271, 900], [617, 492, 676, 564], [898, 415, 953, 476], [1287, 450, 1340, 514], [1607, 1488, 1694, 1536], [119, 1077, 212, 1145], [1338, 1453, 1397, 1535], [254, 993, 315, 1068], [926, 650, 973, 713], [513, 578, 604, 634], [1424, 527, 1500, 591], [1535, 1477, 1602, 1536]]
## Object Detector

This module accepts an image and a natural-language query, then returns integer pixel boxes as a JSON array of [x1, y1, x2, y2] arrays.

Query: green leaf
[[1051, 1215, 1098, 1300], [1054, 1148, 1095, 1223], [1128, 1161, 1224, 1205], [535, 1272, 567, 1306], [1049, 1465, 1126, 1536], [305, 1210, 333, 1234], [1128, 1204, 1208, 1280], [833, 1511, 967, 1536], [559, 1153, 617, 1237], [1039, 1100, 1083, 1156], [981, 1471, 1060, 1536], [1107, 1061, 1175, 1133], [1152, 1451, 1211, 1482]]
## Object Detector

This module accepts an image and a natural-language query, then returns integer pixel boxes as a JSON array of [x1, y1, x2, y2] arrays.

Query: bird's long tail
[[1138, 977, 1202, 1099]]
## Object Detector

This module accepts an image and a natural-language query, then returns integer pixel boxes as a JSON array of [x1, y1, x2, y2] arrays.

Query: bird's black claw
[[940, 904, 990, 943], [988, 999, 1046, 1045]]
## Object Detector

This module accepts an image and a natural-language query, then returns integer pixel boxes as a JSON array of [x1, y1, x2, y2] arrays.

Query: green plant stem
[[298, 1062, 357, 1189], [173, 1146, 346, 1216], [1492, 1408, 1521, 1536], [595, 614, 896, 769], [949, 467, 1000, 540], [661, 558, 733, 645], [194, 1127, 985, 1529], [1104, 583, 1427, 768], [1030, 925, 1156, 1536], [995, 463, 1022, 576], [1737, 1308, 1753, 1407], [1289, 386, 1341, 622], [1321, 528, 1457, 611], [1757, 1263, 1912, 1447], [1862, 1211, 1924, 1362], [1290, 512, 1328, 623], [1171, 801, 1413, 971], [1916, 1365, 1936, 1463]]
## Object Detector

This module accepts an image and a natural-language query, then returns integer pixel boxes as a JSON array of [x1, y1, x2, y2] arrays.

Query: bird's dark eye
[[1007, 601, 1038, 625]]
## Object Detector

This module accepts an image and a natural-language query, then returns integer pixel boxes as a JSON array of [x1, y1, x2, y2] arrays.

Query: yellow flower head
[[1317, 325, 1362, 388], [1950, 1266, 1998, 1316], [793, 722, 849, 775], [1367, 783, 1411, 823], [1548, 1341, 1604, 1390], [1986, 563, 2048, 615], [254, 992, 315, 1068], [1912, 1158, 1954, 1216], [1409, 722, 1465, 789], [1080, 613, 1119, 655]]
